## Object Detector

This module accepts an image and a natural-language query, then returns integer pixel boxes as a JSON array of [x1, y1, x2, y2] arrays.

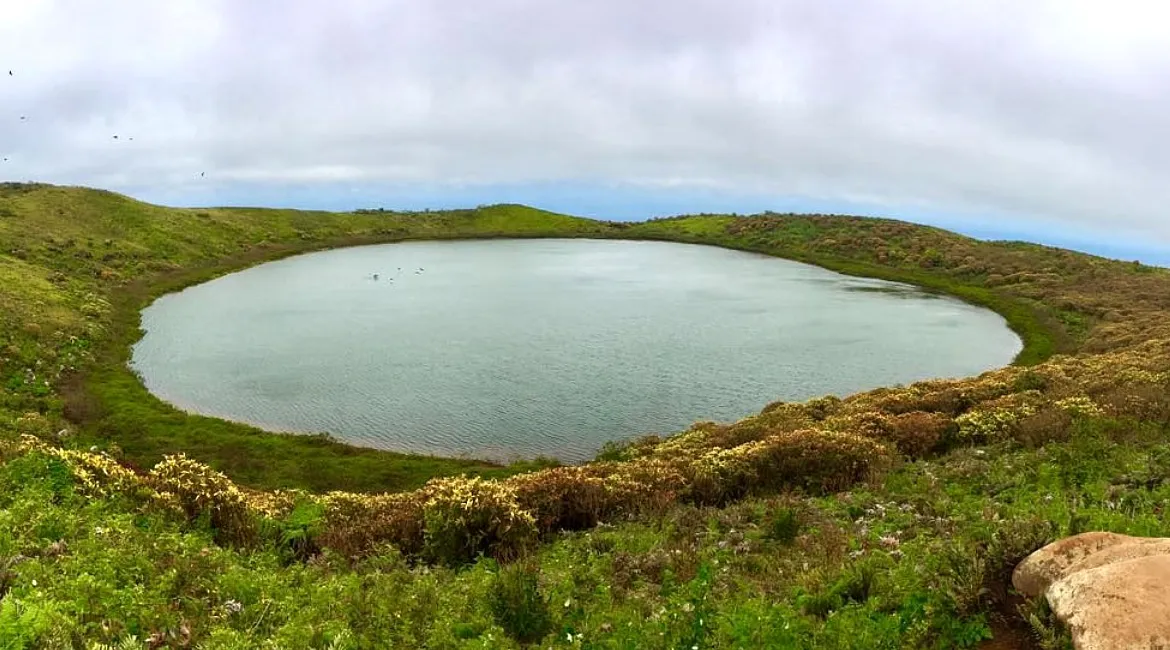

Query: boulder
[[1011, 531, 1130, 598], [1046, 554, 1170, 650], [1013, 532, 1170, 650]]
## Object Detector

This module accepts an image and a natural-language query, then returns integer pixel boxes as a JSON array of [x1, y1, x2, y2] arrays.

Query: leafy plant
[[489, 562, 552, 645], [765, 507, 801, 545]]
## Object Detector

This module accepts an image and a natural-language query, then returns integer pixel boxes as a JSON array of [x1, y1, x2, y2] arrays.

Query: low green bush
[[489, 562, 552, 645]]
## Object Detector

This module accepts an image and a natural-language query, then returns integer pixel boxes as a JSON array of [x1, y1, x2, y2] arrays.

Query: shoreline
[[69, 227, 1054, 488]]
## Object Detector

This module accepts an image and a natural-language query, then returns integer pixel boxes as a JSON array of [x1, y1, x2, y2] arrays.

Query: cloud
[[2, 0, 1169, 243]]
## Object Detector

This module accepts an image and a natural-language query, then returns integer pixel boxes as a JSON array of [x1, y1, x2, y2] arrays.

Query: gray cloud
[[2, 0, 1169, 241]]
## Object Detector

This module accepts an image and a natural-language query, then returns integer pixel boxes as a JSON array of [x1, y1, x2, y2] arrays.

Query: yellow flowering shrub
[[148, 454, 254, 544], [755, 403, 818, 433], [649, 425, 714, 459], [419, 476, 537, 565], [1111, 367, 1165, 386], [246, 488, 307, 519], [48, 449, 151, 500], [17, 435, 163, 505], [1053, 396, 1104, 418], [587, 458, 690, 517], [955, 406, 1036, 443], [685, 445, 758, 505]]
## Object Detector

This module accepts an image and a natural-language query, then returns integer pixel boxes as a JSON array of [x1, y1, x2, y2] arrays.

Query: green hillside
[[1, 184, 603, 492], [2, 183, 1170, 647]]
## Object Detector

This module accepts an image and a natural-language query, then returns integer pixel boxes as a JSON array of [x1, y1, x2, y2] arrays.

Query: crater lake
[[131, 239, 1022, 462]]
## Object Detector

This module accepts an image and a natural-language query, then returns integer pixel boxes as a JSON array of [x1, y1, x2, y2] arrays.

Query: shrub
[[46, 449, 150, 502], [610, 549, 672, 589], [318, 491, 425, 558], [798, 559, 883, 619], [489, 562, 552, 645], [955, 406, 1035, 444], [1014, 408, 1074, 447], [873, 386, 973, 416], [590, 458, 689, 518], [684, 446, 756, 506], [0, 451, 74, 505], [273, 499, 325, 563], [804, 396, 843, 421], [1020, 596, 1075, 650], [742, 429, 891, 494], [1013, 370, 1050, 392], [1097, 384, 1170, 427], [847, 412, 894, 439], [888, 411, 953, 457], [834, 560, 880, 604], [148, 454, 255, 546], [13, 412, 53, 438], [1053, 396, 1103, 418], [508, 466, 608, 533], [419, 476, 537, 566], [984, 518, 1058, 594], [764, 507, 800, 545]]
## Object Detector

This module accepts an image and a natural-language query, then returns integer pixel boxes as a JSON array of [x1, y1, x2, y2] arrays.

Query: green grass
[[7, 183, 1170, 646], [8, 412, 1159, 647]]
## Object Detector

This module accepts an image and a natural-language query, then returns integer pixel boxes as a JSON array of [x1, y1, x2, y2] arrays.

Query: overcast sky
[[2, 1, 1169, 261]]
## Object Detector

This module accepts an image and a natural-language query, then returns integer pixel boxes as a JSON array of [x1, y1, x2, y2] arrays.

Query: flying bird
[[112, 135, 118, 140], [200, 172, 205, 177], [7, 71, 11, 76]]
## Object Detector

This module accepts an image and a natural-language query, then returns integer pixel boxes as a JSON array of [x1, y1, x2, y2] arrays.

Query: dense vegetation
[[2, 182, 1169, 647]]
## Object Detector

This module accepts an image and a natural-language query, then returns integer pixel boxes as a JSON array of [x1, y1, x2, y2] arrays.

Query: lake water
[[131, 239, 1022, 462]]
